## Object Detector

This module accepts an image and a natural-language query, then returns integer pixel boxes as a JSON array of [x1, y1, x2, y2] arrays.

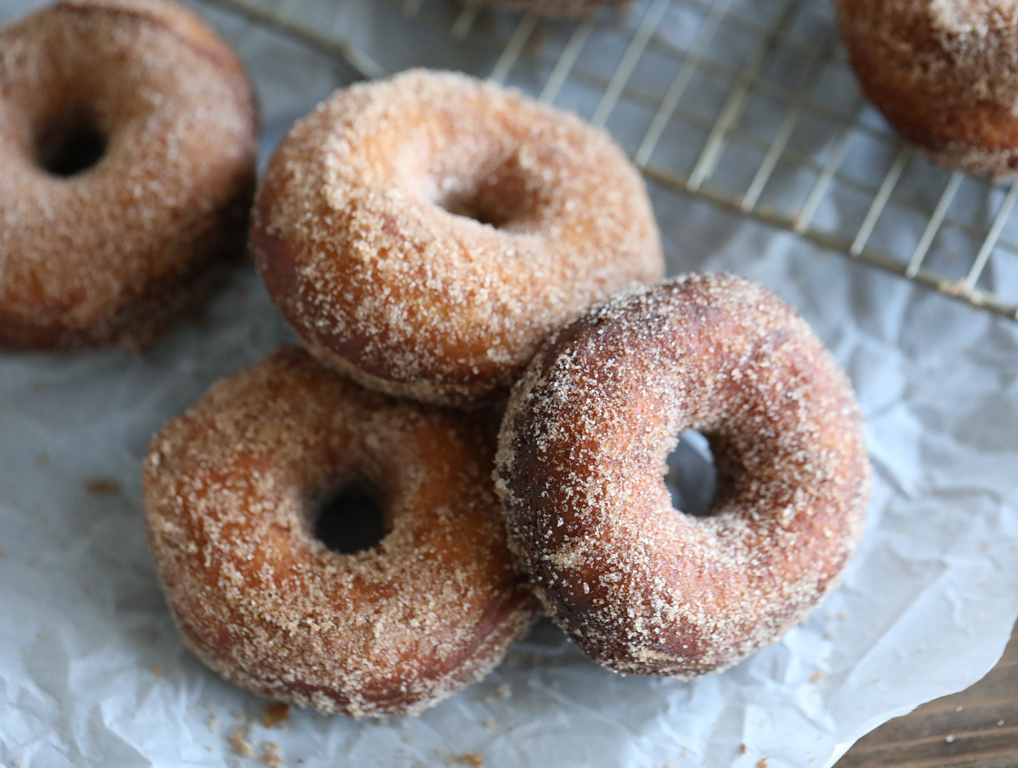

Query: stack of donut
[[1, 0, 870, 718], [145, 68, 870, 715]]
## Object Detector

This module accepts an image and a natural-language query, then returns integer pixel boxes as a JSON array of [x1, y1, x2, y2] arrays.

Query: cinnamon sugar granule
[[261, 703, 289, 728]]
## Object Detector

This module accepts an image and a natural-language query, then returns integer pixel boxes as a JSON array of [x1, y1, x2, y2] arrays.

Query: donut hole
[[665, 430, 717, 518], [313, 486, 388, 555], [428, 153, 538, 230], [34, 115, 107, 178], [437, 191, 513, 229]]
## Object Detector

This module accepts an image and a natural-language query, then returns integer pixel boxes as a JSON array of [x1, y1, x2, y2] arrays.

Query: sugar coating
[[251, 69, 663, 407], [494, 274, 870, 677], [837, 0, 1018, 179], [0, 0, 257, 349], [143, 347, 541, 716]]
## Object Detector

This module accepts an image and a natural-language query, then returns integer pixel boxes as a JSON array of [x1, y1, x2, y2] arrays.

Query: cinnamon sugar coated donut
[[251, 69, 663, 407], [143, 347, 540, 716], [0, 0, 257, 349], [837, 0, 1018, 178], [495, 274, 870, 676]]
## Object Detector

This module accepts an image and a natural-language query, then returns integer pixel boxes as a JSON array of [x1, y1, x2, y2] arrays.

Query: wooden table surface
[[837, 622, 1018, 768]]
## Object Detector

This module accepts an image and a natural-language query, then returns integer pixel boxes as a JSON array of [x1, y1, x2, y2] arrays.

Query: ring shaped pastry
[[252, 69, 663, 407], [144, 347, 540, 716], [0, 0, 257, 349], [837, 0, 1018, 178], [495, 274, 870, 677]]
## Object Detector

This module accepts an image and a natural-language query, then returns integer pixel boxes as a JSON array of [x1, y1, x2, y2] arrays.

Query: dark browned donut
[[495, 274, 869, 677], [144, 347, 540, 716], [0, 0, 257, 349]]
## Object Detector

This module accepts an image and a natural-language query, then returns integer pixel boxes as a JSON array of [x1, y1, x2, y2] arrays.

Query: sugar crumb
[[85, 479, 121, 496], [261, 741, 283, 768], [230, 725, 253, 757], [261, 703, 290, 728]]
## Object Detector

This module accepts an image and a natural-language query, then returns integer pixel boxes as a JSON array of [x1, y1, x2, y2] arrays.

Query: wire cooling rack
[[197, 0, 1018, 320]]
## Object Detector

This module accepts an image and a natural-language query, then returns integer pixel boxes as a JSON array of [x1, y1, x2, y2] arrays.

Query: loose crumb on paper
[[261, 703, 290, 728], [261, 741, 283, 768], [149, 664, 164, 676], [85, 479, 121, 496], [810, 671, 824, 683], [483, 683, 511, 703], [451, 754, 483, 767], [739, 744, 747, 755], [757, 759, 768, 768], [207, 714, 220, 734], [230, 725, 254, 757]]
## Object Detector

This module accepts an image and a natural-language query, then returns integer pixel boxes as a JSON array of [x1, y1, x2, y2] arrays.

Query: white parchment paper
[[2, 1, 1018, 766]]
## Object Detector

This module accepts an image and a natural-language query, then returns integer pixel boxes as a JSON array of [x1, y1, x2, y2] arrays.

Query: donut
[[143, 347, 540, 716], [494, 273, 870, 677], [836, 0, 1018, 179], [0, 0, 257, 350], [251, 69, 663, 407]]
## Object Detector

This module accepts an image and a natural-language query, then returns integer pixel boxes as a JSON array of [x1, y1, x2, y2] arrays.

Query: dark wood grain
[[837, 622, 1018, 768]]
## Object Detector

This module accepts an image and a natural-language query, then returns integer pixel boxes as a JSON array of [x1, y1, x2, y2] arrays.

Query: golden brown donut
[[495, 274, 870, 677], [837, 0, 1018, 179], [143, 347, 540, 716], [0, 0, 257, 349], [251, 69, 663, 407]]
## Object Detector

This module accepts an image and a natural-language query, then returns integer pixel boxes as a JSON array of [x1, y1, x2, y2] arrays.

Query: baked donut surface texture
[[495, 273, 870, 677], [252, 69, 664, 407], [0, 0, 258, 350], [837, 0, 1018, 179], [143, 347, 540, 717]]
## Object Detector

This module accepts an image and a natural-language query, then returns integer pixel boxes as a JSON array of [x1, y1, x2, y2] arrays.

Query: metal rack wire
[[199, 0, 1018, 320]]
